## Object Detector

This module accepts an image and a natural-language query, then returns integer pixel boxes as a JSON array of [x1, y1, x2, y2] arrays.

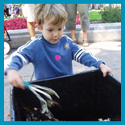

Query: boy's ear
[[36, 24, 42, 32]]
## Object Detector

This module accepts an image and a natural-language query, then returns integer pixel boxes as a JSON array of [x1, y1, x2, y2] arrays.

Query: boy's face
[[40, 17, 65, 44]]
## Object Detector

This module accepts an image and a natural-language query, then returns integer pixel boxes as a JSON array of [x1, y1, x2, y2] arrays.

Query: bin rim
[[29, 69, 121, 85], [30, 69, 100, 83]]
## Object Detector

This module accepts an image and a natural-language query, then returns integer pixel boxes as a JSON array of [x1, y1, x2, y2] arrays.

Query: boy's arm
[[71, 44, 113, 77], [4, 51, 29, 75], [7, 69, 25, 90], [72, 46, 103, 68], [5, 40, 35, 75], [99, 63, 113, 77], [4, 40, 35, 89], [4, 51, 30, 90]]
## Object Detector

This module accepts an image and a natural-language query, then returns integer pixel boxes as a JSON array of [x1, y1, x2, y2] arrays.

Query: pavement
[[4, 41, 121, 121]]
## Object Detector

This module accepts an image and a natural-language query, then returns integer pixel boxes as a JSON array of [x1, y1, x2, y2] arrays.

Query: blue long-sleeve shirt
[[4, 35, 104, 80]]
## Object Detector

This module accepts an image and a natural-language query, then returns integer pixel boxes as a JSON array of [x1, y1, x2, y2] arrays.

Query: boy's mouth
[[53, 39, 58, 41]]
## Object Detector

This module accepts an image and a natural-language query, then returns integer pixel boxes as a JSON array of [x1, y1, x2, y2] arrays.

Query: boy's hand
[[99, 63, 113, 77], [7, 69, 25, 90]]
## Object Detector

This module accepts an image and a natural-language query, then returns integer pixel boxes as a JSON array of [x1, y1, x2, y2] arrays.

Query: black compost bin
[[10, 69, 121, 121]]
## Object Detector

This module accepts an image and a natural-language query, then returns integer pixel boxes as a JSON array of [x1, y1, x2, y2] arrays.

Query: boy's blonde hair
[[34, 4, 67, 28]]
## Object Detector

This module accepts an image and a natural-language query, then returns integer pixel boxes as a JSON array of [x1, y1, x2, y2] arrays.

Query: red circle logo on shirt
[[55, 55, 61, 61]]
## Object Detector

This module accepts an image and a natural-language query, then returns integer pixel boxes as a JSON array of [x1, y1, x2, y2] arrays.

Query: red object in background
[[4, 15, 86, 30], [89, 19, 91, 23], [92, 4, 95, 9], [76, 14, 80, 25], [4, 18, 37, 30], [76, 14, 91, 25], [98, 7, 100, 10]]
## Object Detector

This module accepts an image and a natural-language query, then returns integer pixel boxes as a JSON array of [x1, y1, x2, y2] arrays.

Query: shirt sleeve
[[4, 40, 35, 75], [71, 42, 104, 68]]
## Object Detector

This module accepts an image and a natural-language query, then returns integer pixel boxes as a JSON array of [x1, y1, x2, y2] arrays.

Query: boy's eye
[[48, 29, 52, 32], [58, 28, 62, 31]]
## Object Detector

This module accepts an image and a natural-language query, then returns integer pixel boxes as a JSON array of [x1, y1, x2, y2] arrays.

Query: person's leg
[[19, 7, 23, 16], [27, 22, 35, 39], [71, 30, 76, 41], [82, 30, 89, 47], [83, 30, 87, 41], [77, 4, 90, 46], [22, 4, 36, 40], [65, 4, 77, 43]]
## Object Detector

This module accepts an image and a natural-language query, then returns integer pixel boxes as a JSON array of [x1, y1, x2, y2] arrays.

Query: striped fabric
[[74, 48, 99, 63]]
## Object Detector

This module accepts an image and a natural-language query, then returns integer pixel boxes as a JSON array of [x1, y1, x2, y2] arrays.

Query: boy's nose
[[53, 32, 58, 36]]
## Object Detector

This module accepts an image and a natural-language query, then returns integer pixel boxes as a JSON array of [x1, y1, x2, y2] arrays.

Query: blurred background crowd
[[4, 4, 121, 19], [4, 4, 23, 18]]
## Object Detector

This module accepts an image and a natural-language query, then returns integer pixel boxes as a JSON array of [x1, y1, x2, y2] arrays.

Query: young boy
[[5, 4, 113, 90]]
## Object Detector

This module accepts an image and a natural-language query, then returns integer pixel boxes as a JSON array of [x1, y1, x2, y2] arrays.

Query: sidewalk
[[4, 41, 121, 121]]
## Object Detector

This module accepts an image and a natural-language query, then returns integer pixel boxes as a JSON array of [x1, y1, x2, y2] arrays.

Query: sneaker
[[83, 40, 89, 47]]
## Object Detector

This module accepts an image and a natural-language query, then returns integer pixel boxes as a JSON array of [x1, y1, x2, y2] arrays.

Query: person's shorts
[[22, 4, 35, 22]]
